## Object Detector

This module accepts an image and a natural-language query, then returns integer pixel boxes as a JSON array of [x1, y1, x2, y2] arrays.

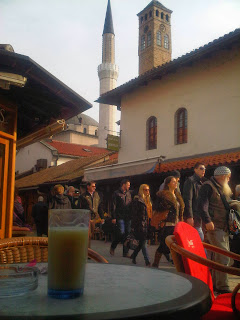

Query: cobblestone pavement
[[90, 239, 239, 293]]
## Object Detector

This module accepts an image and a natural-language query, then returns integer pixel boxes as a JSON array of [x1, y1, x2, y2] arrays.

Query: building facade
[[52, 114, 98, 146], [98, 0, 119, 148]]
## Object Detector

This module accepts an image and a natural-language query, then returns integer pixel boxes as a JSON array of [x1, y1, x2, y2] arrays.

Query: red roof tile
[[46, 140, 111, 157], [154, 150, 240, 173]]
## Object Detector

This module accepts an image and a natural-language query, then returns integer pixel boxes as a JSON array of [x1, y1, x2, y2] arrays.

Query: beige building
[[90, 1, 240, 183], [52, 114, 98, 146]]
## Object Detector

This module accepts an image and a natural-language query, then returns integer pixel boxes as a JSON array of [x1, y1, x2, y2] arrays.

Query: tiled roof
[[154, 150, 240, 173], [15, 153, 117, 189], [97, 28, 240, 108], [45, 140, 111, 157]]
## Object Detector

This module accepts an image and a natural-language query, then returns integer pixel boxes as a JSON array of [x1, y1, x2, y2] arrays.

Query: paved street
[[90, 239, 239, 293]]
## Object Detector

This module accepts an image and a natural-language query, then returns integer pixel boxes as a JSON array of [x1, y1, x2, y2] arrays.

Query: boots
[[152, 251, 162, 268]]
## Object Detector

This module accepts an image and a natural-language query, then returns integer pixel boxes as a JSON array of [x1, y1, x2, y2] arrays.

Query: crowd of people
[[14, 163, 240, 295], [106, 164, 240, 295]]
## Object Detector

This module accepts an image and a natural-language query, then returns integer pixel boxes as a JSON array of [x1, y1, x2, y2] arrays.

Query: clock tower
[[137, 1, 172, 75]]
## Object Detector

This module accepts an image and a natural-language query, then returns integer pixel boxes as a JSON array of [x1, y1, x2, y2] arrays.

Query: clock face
[[160, 24, 166, 32], [144, 25, 149, 33]]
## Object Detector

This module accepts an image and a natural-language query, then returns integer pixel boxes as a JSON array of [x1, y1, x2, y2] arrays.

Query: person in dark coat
[[65, 186, 77, 209], [77, 181, 104, 220], [130, 184, 152, 266], [48, 184, 71, 209], [182, 162, 207, 241], [31, 196, 48, 236], [110, 179, 132, 257], [152, 176, 185, 268]]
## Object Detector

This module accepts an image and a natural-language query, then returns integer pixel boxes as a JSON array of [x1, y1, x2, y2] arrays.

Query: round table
[[0, 263, 212, 319]]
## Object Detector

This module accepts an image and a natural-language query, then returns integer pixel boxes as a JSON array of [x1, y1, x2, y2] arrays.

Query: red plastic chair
[[165, 222, 240, 319]]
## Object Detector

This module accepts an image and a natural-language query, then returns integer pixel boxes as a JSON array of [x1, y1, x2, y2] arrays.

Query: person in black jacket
[[32, 196, 48, 236], [110, 179, 132, 257], [182, 162, 207, 241], [77, 181, 104, 220], [130, 184, 151, 266]]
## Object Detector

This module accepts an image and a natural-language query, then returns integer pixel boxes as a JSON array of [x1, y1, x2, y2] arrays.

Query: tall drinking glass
[[48, 209, 90, 299]]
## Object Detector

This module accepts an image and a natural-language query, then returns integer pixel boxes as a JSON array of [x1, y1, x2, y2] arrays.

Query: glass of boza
[[48, 209, 90, 299]]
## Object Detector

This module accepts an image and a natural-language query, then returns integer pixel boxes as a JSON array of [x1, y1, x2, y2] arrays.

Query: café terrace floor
[[90, 239, 239, 293]]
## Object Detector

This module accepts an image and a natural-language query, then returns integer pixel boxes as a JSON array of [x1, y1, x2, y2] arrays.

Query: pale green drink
[[48, 209, 90, 299]]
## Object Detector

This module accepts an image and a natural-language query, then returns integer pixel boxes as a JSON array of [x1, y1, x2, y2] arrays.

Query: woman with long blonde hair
[[130, 184, 152, 266]]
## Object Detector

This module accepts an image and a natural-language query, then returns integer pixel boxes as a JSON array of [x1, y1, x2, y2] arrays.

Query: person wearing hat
[[197, 166, 232, 294], [183, 162, 207, 241]]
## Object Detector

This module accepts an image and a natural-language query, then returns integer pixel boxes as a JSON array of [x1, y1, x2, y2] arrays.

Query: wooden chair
[[0, 237, 108, 264], [165, 222, 240, 319]]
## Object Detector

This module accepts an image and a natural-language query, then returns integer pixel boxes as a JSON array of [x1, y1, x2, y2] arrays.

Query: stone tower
[[137, 1, 172, 75], [98, 0, 119, 148]]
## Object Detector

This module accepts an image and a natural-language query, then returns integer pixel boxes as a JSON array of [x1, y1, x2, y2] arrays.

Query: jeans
[[131, 239, 150, 265], [111, 219, 131, 255], [195, 226, 204, 241], [206, 229, 230, 290]]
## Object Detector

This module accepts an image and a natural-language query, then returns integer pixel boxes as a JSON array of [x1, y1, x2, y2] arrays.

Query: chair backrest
[[0, 237, 108, 264], [174, 222, 214, 300]]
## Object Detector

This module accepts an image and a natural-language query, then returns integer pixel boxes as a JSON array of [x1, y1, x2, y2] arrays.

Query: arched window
[[147, 32, 151, 47], [156, 31, 161, 46], [83, 127, 87, 134], [175, 108, 187, 144], [166, 14, 169, 22], [149, 10, 152, 18], [156, 10, 159, 17], [147, 116, 157, 150], [164, 34, 169, 49], [141, 35, 146, 51], [161, 12, 164, 19], [145, 13, 148, 21]]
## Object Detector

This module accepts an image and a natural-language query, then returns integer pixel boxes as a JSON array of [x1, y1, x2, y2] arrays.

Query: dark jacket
[[154, 190, 185, 224], [197, 177, 229, 230], [183, 174, 206, 227], [48, 194, 71, 210], [66, 195, 77, 209], [112, 188, 132, 221], [131, 196, 149, 240], [77, 191, 104, 219], [32, 201, 48, 222]]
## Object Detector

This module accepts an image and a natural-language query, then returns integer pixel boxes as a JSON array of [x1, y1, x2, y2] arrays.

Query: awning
[[154, 149, 240, 173], [84, 158, 159, 181], [83, 148, 240, 182]]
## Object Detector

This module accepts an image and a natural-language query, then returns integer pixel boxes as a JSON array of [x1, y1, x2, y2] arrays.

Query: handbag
[[151, 210, 169, 229], [211, 180, 240, 235], [124, 232, 139, 250]]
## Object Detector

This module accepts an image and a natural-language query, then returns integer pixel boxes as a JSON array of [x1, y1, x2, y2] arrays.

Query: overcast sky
[[1, 0, 240, 122]]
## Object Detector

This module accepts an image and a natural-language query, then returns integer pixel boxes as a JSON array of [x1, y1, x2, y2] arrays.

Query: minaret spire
[[103, 0, 114, 35], [98, 0, 119, 148]]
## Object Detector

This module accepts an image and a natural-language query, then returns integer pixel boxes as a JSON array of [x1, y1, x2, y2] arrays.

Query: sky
[[1, 0, 240, 123]]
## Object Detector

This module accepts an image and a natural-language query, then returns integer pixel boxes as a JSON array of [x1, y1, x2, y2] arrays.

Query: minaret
[[138, 1, 172, 75], [98, 0, 119, 148]]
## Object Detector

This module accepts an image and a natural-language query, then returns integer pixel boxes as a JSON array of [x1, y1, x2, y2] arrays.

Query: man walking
[[197, 166, 232, 294], [110, 179, 132, 257], [32, 196, 48, 236], [183, 162, 207, 241]]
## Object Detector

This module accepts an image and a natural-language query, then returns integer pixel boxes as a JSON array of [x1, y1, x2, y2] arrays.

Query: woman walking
[[130, 184, 152, 266], [152, 176, 185, 268]]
